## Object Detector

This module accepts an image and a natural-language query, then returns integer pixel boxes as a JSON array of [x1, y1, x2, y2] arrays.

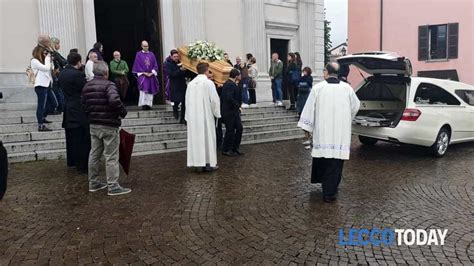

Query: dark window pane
[[414, 83, 460, 105], [455, 90, 474, 106], [429, 25, 448, 59]]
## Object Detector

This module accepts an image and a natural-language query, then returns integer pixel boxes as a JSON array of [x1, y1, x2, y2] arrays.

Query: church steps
[[1, 121, 298, 145], [0, 109, 291, 125], [7, 127, 303, 163], [2, 105, 303, 163], [3, 121, 300, 153], [0, 114, 298, 134]]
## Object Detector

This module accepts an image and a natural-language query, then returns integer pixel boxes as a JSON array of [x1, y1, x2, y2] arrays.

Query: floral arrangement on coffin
[[187, 41, 225, 62]]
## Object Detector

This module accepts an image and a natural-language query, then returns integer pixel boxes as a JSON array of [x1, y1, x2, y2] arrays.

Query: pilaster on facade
[[174, 0, 207, 46], [81, 0, 97, 54], [314, 0, 325, 78], [38, 0, 80, 55], [243, 0, 267, 71], [160, 0, 176, 56], [298, 0, 317, 73]]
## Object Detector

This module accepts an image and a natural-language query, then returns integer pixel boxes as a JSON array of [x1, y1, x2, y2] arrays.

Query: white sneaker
[[276, 101, 283, 106], [241, 104, 249, 108], [305, 145, 312, 150], [302, 140, 312, 145]]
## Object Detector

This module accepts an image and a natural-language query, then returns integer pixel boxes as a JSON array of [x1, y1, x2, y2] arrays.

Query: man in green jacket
[[109, 51, 130, 100], [269, 53, 283, 106]]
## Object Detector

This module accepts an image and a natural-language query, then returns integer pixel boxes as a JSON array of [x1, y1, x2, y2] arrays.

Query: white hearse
[[337, 52, 474, 157]]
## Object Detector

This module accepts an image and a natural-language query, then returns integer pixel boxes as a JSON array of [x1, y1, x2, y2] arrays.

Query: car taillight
[[401, 108, 421, 121]]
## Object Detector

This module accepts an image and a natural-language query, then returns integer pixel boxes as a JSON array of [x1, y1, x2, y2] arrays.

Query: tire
[[359, 136, 378, 146], [431, 128, 450, 158]]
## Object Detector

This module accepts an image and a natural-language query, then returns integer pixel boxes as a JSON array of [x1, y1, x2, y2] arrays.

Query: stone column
[[38, 0, 80, 54], [298, 0, 319, 74], [314, 0, 325, 79], [243, 0, 267, 71], [82, 0, 97, 52], [160, 0, 176, 56]]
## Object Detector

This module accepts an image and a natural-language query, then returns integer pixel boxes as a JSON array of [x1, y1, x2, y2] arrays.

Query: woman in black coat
[[295, 52, 303, 71], [285, 53, 299, 110], [87, 42, 104, 61], [58, 53, 91, 174], [297, 67, 313, 115]]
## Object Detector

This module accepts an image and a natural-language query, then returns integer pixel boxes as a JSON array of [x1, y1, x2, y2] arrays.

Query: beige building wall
[[204, 0, 244, 62], [0, 0, 40, 73]]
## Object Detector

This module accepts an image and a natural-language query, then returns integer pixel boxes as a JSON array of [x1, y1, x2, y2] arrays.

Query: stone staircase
[[0, 104, 303, 163]]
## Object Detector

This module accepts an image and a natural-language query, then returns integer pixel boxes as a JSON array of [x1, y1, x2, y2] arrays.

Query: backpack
[[26, 61, 36, 85]]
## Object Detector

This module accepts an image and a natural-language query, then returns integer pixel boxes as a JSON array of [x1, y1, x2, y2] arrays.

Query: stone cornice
[[265, 21, 300, 31]]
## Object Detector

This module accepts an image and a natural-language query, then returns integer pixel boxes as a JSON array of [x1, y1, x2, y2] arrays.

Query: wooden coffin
[[178, 47, 232, 86]]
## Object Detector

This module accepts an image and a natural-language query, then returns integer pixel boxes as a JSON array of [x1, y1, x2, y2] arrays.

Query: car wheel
[[431, 128, 450, 158], [359, 136, 378, 146]]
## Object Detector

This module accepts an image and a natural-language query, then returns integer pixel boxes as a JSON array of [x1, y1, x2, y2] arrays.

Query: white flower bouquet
[[187, 41, 225, 62]]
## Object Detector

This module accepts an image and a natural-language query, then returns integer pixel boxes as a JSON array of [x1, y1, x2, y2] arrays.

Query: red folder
[[119, 129, 135, 175]]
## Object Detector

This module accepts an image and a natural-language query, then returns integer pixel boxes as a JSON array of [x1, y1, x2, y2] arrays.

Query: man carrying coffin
[[298, 62, 360, 203], [132, 40, 159, 110], [185, 63, 221, 172]]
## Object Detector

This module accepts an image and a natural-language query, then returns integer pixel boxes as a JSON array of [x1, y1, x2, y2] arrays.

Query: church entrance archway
[[94, 0, 164, 105]]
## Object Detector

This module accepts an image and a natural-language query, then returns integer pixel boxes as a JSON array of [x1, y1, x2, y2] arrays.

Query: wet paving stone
[[0, 138, 473, 264]]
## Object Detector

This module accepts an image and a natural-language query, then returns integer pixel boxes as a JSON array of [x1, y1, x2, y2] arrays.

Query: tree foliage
[[324, 19, 332, 65]]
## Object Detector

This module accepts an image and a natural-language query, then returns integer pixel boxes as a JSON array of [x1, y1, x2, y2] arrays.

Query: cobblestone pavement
[[1, 138, 473, 265]]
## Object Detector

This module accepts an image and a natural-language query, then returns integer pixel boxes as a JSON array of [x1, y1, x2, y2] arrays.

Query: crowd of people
[[25, 34, 360, 202]]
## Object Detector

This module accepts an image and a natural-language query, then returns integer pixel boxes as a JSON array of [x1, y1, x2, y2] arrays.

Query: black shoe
[[287, 105, 296, 111], [204, 165, 219, 172], [142, 106, 147, 111], [233, 149, 244, 156], [179, 119, 187, 125], [323, 195, 337, 203], [51, 110, 62, 115], [43, 119, 52, 124], [222, 151, 237, 157], [142, 105, 151, 111], [38, 125, 52, 132]]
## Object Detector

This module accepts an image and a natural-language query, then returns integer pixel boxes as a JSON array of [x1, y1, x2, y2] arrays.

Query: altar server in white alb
[[298, 62, 360, 203], [185, 62, 222, 172]]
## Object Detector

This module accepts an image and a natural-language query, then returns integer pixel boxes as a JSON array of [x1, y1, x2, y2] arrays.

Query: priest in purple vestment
[[132, 40, 159, 110]]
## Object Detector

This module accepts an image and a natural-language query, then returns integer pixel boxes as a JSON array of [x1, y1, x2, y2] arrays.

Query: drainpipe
[[380, 0, 384, 51]]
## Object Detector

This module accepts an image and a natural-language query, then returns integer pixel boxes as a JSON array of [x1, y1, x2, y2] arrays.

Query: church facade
[[0, 0, 324, 109]]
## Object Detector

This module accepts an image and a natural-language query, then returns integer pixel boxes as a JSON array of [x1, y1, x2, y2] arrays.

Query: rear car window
[[455, 90, 474, 106], [414, 83, 460, 105], [356, 81, 406, 101]]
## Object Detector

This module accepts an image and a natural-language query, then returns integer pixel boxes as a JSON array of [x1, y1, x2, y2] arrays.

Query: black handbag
[[248, 78, 257, 89]]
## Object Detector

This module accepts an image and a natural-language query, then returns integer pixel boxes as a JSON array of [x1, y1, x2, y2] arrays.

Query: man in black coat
[[59, 52, 91, 174], [165, 49, 187, 124], [0, 141, 7, 200], [221, 69, 244, 157]]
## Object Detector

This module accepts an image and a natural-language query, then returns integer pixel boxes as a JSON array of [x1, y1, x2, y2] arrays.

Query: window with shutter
[[448, 23, 459, 59], [418, 26, 429, 61], [429, 24, 448, 60]]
